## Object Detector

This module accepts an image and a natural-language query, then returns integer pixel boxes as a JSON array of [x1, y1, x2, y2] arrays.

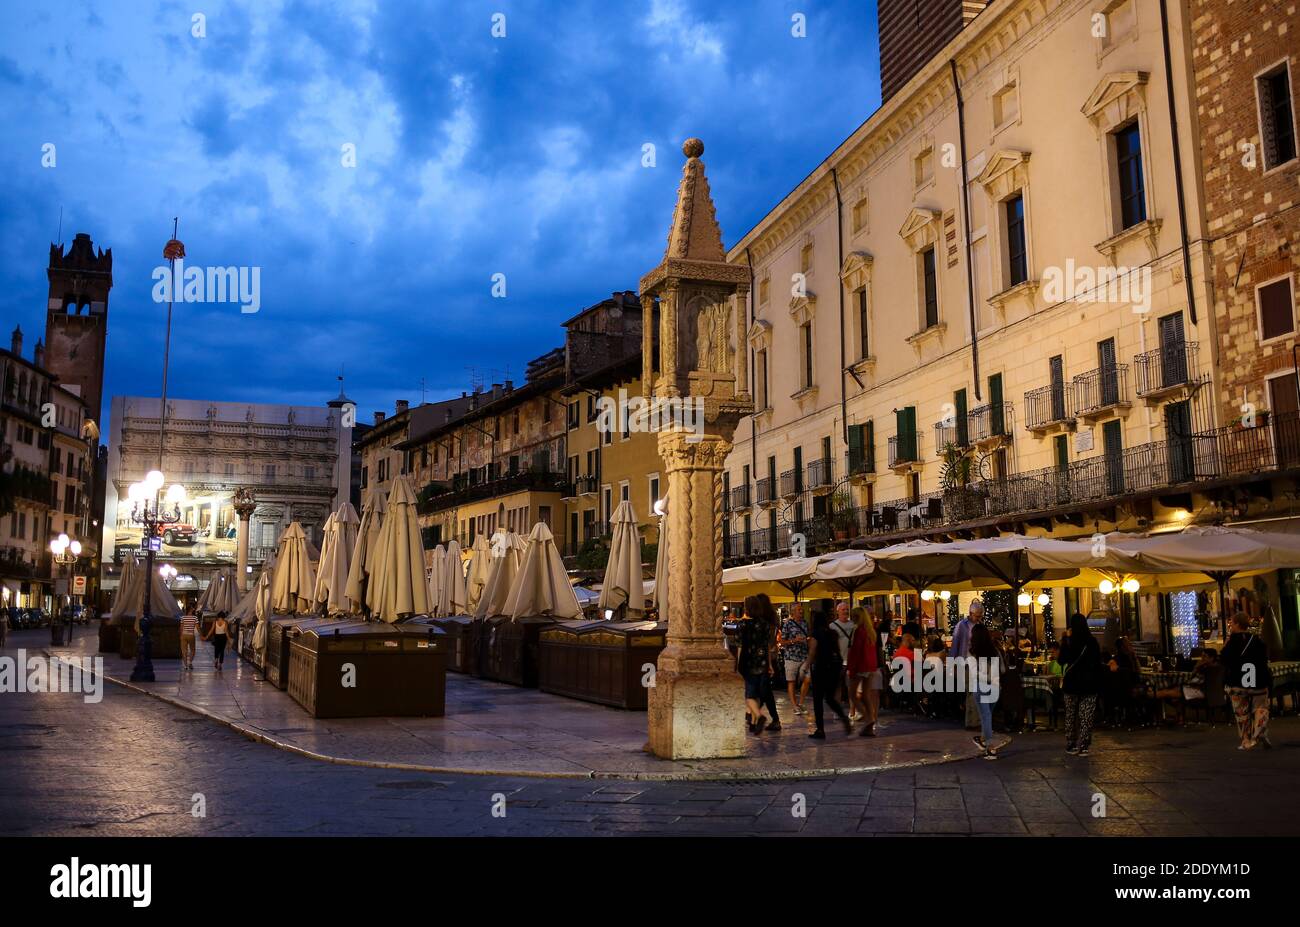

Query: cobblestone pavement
[[3, 647, 1299, 836]]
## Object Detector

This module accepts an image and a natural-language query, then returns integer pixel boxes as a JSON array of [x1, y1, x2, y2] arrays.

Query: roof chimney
[[374, 411, 386, 424], [10, 325, 21, 357], [395, 399, 409, 415]]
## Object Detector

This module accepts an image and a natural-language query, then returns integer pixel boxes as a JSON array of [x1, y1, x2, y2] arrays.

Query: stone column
[[233, 489, 257, 592], [647, 430, 743, 759]]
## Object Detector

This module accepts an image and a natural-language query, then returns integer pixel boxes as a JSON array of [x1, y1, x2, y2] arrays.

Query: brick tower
[[45, 232, 112, 429]]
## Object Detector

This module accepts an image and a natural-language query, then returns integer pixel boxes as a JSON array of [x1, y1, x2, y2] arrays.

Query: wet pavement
[[3, 629, 1300, 836]]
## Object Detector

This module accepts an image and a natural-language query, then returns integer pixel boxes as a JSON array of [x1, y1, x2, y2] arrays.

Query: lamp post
[[127, 473, 185, 682], [49, 533, 81, 646]]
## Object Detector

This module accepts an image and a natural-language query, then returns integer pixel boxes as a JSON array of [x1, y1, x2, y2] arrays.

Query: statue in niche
[[693, 297, 732, 375]]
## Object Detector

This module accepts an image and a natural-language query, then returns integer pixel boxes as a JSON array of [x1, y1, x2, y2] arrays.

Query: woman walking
[[1221, 612, 1273, 750], [204, 610, 231, 671], [969, 624, 1003, 759], [846, 606, 881, 736], [1059, 612, 1102, 756], [736, 596, 774, 734], [806, 600, 852, 739]]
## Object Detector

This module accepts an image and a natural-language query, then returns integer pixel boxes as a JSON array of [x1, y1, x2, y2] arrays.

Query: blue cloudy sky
[[0, 0, 881, 427]]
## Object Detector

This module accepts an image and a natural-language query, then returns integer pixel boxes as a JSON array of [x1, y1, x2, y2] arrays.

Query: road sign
[[72, 576, 87, 595]]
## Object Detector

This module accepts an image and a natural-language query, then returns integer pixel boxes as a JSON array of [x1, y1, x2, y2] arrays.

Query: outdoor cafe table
[[1021, 674, 1060, 729]]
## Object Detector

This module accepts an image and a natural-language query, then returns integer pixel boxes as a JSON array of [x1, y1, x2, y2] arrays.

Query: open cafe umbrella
[[505, 522, 582, 620], [465, 534, 492, 614], [344, 485, 387, 614], [270, 522, 317, 615], [427, 545, 447, 617], [1093, 526, 1300, 638], [867, 536, 1094, 641], [598, 500, 644, 619], [367, 475, 430, 623], [442, 538, 468, 616]]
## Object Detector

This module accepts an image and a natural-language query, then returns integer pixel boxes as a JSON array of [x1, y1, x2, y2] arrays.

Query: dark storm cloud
[[0, 0, 879, 428]]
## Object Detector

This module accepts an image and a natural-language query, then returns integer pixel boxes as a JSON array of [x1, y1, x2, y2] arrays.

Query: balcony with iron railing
[[1135, 341, 1204, 402], [1072, 364, 1131, 420], [779, 468, 802, 499], [755, 477, 775, 507], [969, 401, 1014, 446], [845, 447, 876, 481], [933, 420, 964, 455], [573, 474, 599, 496], [416, 465, 571, 514], [888, 433, 923, 470], [724, 410, 1300, 565], [805, 457, 834, 493], [1024, 382, 1075, 432], [729, 483, 751, 512]]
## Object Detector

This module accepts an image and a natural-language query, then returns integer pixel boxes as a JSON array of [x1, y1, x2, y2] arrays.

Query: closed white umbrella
[[651, 498, 669, 621], [427, 545, 447, 617], [506, 522, 582, 620], [443, 539, 468, 616], [109, 553, 139, 625], [334, 502, 360, 578], [270, 522, 316, 615], [312, 512, 338, 607], [465, 534, 491, 613], [248, 559, 276, 653], [599, 500, 644, 618], [474, 530, 526, 619], [345, 486, 387, 614], [367, 475, 430, 623]]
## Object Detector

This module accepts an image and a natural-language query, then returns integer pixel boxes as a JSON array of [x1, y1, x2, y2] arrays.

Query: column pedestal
[[647, 431, 744, 760]]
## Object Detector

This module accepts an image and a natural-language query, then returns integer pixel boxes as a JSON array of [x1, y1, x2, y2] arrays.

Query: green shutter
[[848, 423, 864, 472], [989, 373, 1004, 435], [866, 420, 875, 472], [954, 388, 968, 446]]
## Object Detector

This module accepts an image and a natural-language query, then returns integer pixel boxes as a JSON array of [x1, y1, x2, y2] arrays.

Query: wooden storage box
[[287, 621, 447, 719], [539, 620, 667, 709]]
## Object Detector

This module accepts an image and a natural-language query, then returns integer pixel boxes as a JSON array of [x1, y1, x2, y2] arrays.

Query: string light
[[1170, 590, 1198, 658]]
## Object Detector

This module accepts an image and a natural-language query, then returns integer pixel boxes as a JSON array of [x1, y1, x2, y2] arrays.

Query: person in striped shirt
[[179, 611, 199, 669]]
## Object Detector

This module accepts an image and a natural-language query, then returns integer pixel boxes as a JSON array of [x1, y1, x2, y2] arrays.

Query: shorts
[[743, 672, 767, 701], [858, 669, 883, 689], [783, 655, 809, 682]]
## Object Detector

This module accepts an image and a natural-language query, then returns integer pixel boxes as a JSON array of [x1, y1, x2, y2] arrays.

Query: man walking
[[953, 599, 983, 730], [179, 609, 199, 670]]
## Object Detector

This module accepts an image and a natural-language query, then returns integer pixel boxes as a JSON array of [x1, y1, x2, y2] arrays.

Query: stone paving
[[30, 629, 980, 779], [3, 661, 1299, 836]]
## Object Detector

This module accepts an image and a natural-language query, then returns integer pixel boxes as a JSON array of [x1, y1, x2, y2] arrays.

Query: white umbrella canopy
[[465, 534, 491, 613], [474, 530, 527, 618], [315, 507, 357, 616], [333, 502, 361, 568], [367, 476, 430, 623], [345, 486, 387, 614], [199, 567, 239, 615], [443, 539, 468, 616], [311, 512, 338, 607], [249, 562, 276, 652], [651, 502, 669, 620], [270, 522, 317, 615], [506, 521, 582, 620], [599, 500, 644, 617], [427, 545, 447, 617], [109, 553, 139, 624]]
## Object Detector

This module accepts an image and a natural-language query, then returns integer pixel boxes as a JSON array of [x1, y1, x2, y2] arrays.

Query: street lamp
[[127, 472, 185, 681], [49, 533, 82, 646]]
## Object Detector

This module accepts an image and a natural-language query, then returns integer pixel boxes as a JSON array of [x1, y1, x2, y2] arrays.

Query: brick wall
[[878, 0, 988, 101], [1191, 0, 1300, 421]]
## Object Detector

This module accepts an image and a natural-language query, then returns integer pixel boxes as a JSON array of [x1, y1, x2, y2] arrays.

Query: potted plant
[[830, 489, 856, 541], [939, 442, 982, 523]]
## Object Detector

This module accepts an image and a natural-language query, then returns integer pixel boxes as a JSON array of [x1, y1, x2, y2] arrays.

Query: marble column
[[233, 490, 256, 592], [646, 430, 743, 759]]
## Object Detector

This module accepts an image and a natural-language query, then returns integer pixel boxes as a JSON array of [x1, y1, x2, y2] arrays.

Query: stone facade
[[103, 396, 349, 597], [1191, 0, 1300, 423]]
